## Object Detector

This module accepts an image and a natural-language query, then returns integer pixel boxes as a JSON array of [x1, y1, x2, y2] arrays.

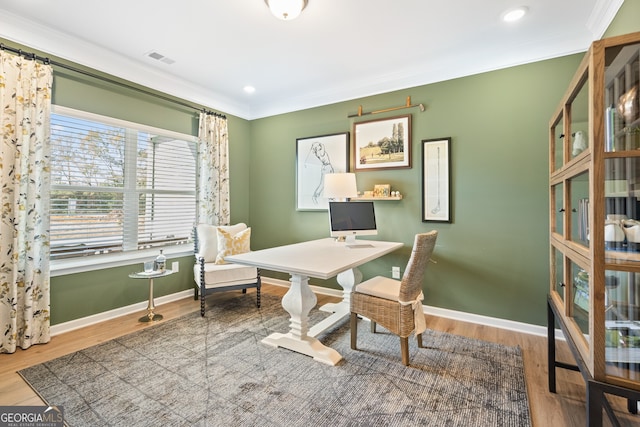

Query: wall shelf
[[354, 196, 403, 201]]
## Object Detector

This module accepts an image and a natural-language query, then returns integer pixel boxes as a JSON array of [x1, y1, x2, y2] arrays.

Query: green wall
[[51, 258, 195, 323], [247, 0, 640, 327], [248, 55, 582, 326], [3, 0, 639, 327], [604, 0, 640, 38]]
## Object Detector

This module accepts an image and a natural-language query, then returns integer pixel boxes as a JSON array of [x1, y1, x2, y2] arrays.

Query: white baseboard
[[51, 276, 558, 340], [267, 277, 556, 338], [421, 305, 550, 338], [50, 289, 193, 336]]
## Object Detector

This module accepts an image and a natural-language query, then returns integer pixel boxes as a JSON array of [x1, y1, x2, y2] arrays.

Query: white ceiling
[[0, 0, 623, 120]]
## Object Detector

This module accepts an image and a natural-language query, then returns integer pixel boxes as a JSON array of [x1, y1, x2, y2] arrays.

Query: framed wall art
[[353, 114, 411, 171], [296, 132, 349, 211], [422, 137, 451, 222]]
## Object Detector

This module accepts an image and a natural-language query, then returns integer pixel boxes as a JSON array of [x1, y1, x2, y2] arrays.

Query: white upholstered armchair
[[194, 223, 261, 316]]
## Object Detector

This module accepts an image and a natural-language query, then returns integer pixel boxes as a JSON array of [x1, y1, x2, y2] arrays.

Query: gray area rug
[[19, 294, 531, 426]]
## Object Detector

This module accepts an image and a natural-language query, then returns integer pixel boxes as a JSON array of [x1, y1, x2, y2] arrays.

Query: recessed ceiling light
[[502, 6, 528, 22], [243, 86, 256, 94]]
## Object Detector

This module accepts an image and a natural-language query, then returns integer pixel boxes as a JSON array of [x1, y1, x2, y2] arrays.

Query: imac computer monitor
[[328, 201, 377, 244]]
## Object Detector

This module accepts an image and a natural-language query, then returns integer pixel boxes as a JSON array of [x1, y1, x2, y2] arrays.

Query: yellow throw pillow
[[215, 227, 251, 264]]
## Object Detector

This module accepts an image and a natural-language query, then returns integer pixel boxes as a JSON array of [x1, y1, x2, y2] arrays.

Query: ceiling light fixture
[[502, 6, 528, 22], [264, 0, 308, 20]]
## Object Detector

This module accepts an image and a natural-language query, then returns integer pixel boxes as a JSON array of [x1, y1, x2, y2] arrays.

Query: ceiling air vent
[[145, 50, 175, 65]]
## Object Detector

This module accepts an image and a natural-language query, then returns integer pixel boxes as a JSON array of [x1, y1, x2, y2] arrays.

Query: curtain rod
[[0, 42, 226, 119]]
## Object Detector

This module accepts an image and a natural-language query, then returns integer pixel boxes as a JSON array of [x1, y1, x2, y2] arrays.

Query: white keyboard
[[346, 244, 374, 249]]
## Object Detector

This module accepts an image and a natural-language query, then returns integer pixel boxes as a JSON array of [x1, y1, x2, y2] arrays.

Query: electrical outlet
[[172, 261, 179, 273], [392, 266, 400, 279]]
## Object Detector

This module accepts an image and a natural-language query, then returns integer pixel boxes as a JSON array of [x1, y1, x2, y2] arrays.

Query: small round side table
[[128, 269, 174, 322]]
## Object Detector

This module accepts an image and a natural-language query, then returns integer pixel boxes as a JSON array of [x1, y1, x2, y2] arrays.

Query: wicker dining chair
[[350, 231, 438, 365]]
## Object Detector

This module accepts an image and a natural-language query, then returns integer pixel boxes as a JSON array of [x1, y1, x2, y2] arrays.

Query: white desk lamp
[[323, 173, 358, 201]]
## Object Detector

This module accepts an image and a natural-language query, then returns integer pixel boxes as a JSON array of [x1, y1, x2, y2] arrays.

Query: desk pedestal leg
[[262, 273, 342, 366], [139, 278, 163, 323], [309, 268, 362, 338]]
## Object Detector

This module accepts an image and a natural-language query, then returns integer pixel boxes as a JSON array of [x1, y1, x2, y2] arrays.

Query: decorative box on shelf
[[355, 189, 403, 201]]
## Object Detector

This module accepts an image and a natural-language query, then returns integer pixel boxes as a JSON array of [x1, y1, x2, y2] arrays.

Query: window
[[49, 106, 197, 260]]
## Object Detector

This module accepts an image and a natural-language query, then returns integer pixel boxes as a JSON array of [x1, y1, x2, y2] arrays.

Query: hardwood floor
[[1, 283, 638, 426]]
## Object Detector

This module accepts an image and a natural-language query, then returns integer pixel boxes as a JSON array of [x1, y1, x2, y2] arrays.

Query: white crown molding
[[587, 0, 624, 38], [0, 2, 624, 121], [248, 46, 589, 119], [0, 11, 251, 119]]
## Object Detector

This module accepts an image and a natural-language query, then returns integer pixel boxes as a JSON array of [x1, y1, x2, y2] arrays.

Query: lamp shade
[[265, 0, 308, 20], [323, 173, 358, 200]]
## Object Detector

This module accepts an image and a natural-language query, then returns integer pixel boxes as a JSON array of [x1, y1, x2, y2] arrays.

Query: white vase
[[605, 221, 625, 242]]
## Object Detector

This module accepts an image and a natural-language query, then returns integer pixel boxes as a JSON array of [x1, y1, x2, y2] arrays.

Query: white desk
[[226, 238, 402, 365]]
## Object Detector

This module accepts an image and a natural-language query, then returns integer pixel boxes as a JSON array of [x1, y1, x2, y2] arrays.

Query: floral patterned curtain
[[197, 113, 230, 226], [0, 50, 53, 353]]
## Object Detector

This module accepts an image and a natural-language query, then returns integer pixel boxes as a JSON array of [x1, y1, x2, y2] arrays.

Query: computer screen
[[328, 201, 377, 242]]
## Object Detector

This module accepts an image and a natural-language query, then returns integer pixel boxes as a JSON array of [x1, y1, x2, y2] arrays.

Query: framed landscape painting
[[353, 114, 411, 171], [296, 132, 349, 211]]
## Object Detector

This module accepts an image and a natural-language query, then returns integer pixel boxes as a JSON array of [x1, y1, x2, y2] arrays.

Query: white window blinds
[[50, 107, 197, 259]]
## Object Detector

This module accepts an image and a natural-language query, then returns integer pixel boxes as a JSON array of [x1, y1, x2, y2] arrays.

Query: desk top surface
[[226, 238, 403, 279]]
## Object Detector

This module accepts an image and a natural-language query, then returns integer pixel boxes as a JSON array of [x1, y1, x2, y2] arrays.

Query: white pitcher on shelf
[[572, 130, 587, 156]]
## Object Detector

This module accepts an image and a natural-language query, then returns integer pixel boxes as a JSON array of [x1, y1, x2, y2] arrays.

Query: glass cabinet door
[[569, 171, 590, 247], [605, 41, 640, 152], [552, 183, 564, 236], [602, 40, 640, 387], [553, 117, 565, 171], [604, 269, 640, 383], [569, 77, 589, 159], [551, 247, 566, 302], [571, 260, 590, 340], [604, 157, 640, 257]]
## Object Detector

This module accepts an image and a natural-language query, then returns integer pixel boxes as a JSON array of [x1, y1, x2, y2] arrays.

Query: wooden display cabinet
[[548, 32, 640, 425]]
